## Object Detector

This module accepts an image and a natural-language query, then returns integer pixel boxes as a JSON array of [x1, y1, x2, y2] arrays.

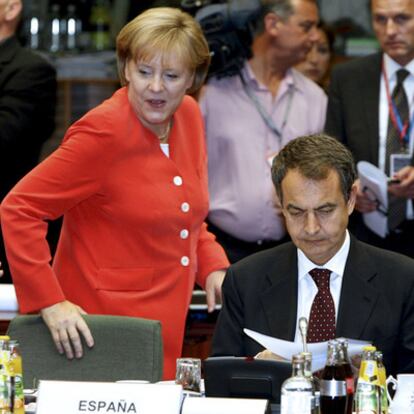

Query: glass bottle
[[301, 352, 320, 414], [9, 341, 24, 414], [354, 345, 380, 414], [47, 4, 63, 54], [65, 4, 82, 52], [337, 339, 355, 414], [319, 340, 347, 414], [375, 351, 388, 414], [27, 4, 41, 50], [281, 354, 313, 414], [89, 0, 112, 51], [0, 336, 10, 414]]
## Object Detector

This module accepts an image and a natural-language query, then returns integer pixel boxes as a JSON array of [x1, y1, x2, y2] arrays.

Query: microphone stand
[[299, 317, 308, 353]]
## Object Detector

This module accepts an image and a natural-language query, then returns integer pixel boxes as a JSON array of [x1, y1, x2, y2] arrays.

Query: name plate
[[36, 380, 183, 414], [182, 397, 269, 414]]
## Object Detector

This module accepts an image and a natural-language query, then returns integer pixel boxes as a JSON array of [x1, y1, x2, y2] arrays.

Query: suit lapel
[[260, 244, 298, 341], [336, 237, 379, 338], [360, 53, 383, 166]]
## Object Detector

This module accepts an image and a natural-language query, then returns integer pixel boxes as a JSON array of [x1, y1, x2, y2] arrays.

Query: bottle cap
[[292, 353, 305, 363], [363, 345, 376, 352], [300, 352, 312, 361], [0, 335, 10, 340]]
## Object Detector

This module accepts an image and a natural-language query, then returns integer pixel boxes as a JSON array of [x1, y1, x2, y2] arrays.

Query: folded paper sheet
[[0, 284, 18, 311], [244, 328, 370, 371], [357, 161, 389, 238]]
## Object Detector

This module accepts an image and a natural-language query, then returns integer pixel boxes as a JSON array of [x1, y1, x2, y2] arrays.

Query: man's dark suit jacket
[[325, 53, 414, 256], [0, 36, 57, 282], [0, 35, 56, 199], [212, 238, 414, 376], [326, 53, 384, 164], [325, 51, 414, 168]]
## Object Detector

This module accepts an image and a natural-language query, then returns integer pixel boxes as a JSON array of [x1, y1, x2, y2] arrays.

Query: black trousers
[[207, 221, 290, 264]]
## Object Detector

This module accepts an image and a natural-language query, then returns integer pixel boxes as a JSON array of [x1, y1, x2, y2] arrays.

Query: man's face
[[372, 0, 414, 66], [281, 168, 356, 265], [0, 0, 7, 25], [275, 0, 319, 66]]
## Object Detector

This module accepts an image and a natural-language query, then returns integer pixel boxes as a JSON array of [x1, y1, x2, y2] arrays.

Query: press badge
[[390, 153, 411, 177]]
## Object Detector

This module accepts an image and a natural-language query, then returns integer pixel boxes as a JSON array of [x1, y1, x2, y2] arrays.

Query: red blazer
[[0, 88, 229, 379]]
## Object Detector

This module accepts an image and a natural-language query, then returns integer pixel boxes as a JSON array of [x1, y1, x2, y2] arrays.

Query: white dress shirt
[[379, 54, 414, 219], [160, 143, 170, 158], [294, 231, 351, 343]]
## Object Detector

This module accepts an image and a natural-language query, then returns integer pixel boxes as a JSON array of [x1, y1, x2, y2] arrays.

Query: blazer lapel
[[336, 237, 379, 339], [360, 53, 382, 166], [260, 244, 298, 341]]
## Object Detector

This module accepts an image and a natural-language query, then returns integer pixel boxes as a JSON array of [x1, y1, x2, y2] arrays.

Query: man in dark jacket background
[[0, 0, 57, 283]]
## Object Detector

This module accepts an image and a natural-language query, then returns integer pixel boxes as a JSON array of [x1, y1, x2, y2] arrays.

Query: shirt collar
[[297, 230, 351, 280], [242, 61, 298, 92], [384, 53, 414, 81]]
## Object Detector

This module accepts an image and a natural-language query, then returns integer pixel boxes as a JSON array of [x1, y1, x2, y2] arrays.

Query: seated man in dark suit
[[212, 134, 414, 375]]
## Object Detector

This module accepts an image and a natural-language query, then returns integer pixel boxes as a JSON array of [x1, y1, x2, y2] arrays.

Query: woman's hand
[[40, 300, 94, 359], [205, 270, 226, 313]]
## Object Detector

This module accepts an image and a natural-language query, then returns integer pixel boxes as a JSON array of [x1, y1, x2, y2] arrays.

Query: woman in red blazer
[[0, 8, 229, 379]]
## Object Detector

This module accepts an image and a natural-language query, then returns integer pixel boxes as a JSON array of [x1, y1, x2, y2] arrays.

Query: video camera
[[182, 0, 262, 78]]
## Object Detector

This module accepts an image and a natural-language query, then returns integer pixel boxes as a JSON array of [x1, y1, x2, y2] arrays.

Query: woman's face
[[295, 28, 331, 84], [125, 52, 194, 135]]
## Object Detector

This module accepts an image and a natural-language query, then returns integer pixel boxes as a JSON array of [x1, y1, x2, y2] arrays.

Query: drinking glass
[[175, 358, 201, 393]]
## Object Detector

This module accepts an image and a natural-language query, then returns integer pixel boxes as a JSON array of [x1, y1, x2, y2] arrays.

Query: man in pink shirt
[[200, 0, 327, 263]]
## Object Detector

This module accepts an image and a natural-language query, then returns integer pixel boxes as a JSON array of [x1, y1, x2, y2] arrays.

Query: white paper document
[[357, 161, 389, 238], [244, 328, 370, 371]]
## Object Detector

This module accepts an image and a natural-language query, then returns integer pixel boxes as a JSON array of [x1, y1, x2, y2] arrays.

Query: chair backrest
[[7, 314, 163, 387]]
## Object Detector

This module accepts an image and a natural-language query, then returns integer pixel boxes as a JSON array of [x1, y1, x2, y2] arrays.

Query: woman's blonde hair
[[116, 7, 210, 93]]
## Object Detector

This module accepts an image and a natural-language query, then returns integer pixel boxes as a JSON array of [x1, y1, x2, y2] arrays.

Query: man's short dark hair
[[254, 0, 317, 35], [271, 134, 357, 204]]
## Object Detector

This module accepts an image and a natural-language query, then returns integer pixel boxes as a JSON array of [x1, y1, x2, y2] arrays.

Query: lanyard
[[382, 59, 413, 147], [239, 71, 295, 141]]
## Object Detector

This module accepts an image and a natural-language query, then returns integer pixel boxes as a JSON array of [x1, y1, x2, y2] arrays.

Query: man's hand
[[0, 262, 3, 277], [40, 300, 94, 359], [355, 179, 377, 213], [205, 270, 226, 313], [255, 349, 287, 361], [388, 165, 414, 199]]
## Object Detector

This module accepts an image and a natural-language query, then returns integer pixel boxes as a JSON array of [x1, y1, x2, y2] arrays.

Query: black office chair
[[7, 314, 163, 386]]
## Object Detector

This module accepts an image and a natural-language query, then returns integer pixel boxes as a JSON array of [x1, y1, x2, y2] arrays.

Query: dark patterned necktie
[[386, 68, 409, 230], [307, 268, 336, 343]]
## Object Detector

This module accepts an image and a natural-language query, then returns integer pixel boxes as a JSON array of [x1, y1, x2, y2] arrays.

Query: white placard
[[36, 380, 183, 414], [182, 397, 269, 414]]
